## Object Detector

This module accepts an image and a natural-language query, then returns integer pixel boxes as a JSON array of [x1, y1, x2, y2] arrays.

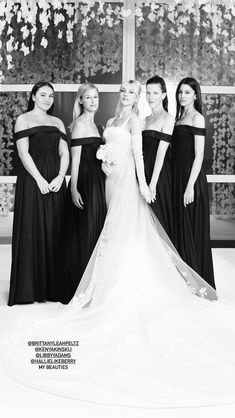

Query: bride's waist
[[116, 150, 133, 161], [116, 158, 135, 170], [110, 161, 136, 178]]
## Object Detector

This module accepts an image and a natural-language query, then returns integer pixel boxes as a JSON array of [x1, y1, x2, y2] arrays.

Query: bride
[[2, 80, 235, 408]]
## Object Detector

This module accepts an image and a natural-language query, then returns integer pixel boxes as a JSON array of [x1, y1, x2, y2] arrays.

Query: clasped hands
[[140, 183, 156, 204], [37, 174, 64, 194], [101, 162, 113, 176]]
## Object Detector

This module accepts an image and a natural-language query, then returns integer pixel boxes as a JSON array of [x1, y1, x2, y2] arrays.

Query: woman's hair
[[146, 75, 168, 112], [70, 83, 99, 131], [176, 77, 202, 120], [27, 81, 54, 114], [115, 80, 142, 118]]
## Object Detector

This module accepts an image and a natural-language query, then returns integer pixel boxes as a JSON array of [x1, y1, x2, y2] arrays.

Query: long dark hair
[[176, 77, 202, 120], [27, 81, 55, 114], [146, 75, 168, 112]]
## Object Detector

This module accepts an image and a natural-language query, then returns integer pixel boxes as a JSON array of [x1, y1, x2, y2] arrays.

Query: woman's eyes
[[120, 89, 135, 94], [40, 93, 54, 98]]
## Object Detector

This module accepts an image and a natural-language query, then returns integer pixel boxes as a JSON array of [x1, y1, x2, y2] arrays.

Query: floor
[[0, 245, 235, 418]]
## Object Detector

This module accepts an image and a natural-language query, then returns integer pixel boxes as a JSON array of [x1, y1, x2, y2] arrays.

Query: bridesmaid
[[63, 83, 106, 303], [143, 75, 174, 238], [8, 81, 69, 305], [172, 77, 215, 288]]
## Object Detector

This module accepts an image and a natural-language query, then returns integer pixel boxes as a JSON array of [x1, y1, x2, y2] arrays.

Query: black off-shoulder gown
[[8, 126, 68, 305], [171, 125, 215, 288], [62, 137, 106, 303], [142, 130, 173, 238]]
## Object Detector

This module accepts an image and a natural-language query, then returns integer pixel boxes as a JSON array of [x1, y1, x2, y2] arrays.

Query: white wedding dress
[[2, 125, 235, 408]]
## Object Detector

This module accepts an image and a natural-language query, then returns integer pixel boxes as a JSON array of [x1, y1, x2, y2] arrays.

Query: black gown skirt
[[171, 125, 215, 288], [142, 130, 173, 239], [62, 137, 106, 303], [8, 126, 68, 306]]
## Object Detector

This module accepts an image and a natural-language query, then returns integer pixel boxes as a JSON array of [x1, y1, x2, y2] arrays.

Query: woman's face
[[119, 84, 138, 107], [146, 83, 165, 109], [178, 84, 196, 108], [80, 88, 99, 113], [32, 86, 54, 112]]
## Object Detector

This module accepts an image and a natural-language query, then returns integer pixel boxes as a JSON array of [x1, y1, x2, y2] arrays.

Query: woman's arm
[[149, 115, 174, 200], [15, 115, 51, 194], [130, 115, 151, 203], [101, 118, 113, 176], [183, 114, 205, 207], [70, 121, 86, 209], [49, 120, 70, 192]]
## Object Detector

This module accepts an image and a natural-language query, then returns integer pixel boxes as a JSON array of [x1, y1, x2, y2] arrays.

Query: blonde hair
[[70, 83, 99, 131], [115, 80, 142, 118]]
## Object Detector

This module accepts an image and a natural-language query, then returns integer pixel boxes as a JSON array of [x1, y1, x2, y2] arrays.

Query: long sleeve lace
[[131, 133, 151, 203]]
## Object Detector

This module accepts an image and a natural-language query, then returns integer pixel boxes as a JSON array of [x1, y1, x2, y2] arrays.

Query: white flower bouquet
[[96, 143, 117, 166]]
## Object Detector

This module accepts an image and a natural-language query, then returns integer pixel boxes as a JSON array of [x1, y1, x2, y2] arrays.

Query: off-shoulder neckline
[[14, 125, 66, 137], [174, 124, 205, 129], [71, 136, 101, 140], [143, 129, 172, 135], [70, 136, 103, 146]]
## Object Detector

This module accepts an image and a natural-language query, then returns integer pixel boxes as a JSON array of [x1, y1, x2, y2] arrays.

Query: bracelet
[[58, 173, 65, 179]]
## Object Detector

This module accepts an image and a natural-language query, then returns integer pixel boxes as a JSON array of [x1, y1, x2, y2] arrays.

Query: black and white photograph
[[0, 1, 235, 417]]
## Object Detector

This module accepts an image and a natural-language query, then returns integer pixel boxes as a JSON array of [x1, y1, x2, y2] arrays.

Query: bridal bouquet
[[96, 143, 117, 166]]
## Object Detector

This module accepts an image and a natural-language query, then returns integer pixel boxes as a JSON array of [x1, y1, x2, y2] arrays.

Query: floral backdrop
[[0, 92, 28, 216], [1, 2, 123, 84], [135, 3, 235, 85], [0, 184, 14, 215], [203, 95, 235, 219]]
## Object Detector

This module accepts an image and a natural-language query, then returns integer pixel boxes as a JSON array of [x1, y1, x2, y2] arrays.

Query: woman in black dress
[[172, 77, 215, 288], [63, 83, 106, 303], [8, 81, 69, 305], [142, 76, 174, 238]]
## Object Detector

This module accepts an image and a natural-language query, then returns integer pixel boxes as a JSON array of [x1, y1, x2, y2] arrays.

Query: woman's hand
[[49, 175, 64, 192], [36, 177, 51, 194], [149, 182, 156, 202], [71, 188, 84, 209], [184, 185, 194, 207], [140, 183, 152, 204], [102, 162, 112, 176]]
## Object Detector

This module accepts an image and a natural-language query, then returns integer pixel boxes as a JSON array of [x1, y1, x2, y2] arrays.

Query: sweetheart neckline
[[104, 126, 131, 135]]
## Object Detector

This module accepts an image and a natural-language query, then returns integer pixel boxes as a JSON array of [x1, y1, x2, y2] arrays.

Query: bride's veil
[[72, 203, 217, 308]]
